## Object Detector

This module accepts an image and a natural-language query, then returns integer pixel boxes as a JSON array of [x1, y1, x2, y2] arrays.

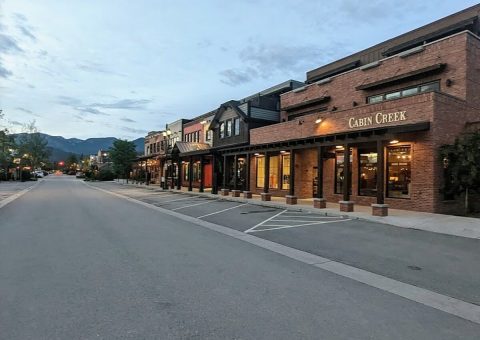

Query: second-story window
[[226, 120, 232, 137], [233, 118, 240, 135], [367, 81, 440, 104], [220, 122, 225, 138]]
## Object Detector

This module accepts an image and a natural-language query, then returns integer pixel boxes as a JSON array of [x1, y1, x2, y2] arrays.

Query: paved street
[[1, 176, 479, 339]]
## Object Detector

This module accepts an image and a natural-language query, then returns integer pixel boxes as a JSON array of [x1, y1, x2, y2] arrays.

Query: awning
[[356, 63, 446, 90]]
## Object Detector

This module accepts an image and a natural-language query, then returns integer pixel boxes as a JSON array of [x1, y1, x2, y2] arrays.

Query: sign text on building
[[348, 111, 407, 129]]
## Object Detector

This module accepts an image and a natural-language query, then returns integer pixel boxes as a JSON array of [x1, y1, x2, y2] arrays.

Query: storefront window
[[269, 155, 279, 189], [359, 150, 377, 196], [387, 146, 411, 198], [193, 162, 201, 181], [182, 163, 189, 181], [335, 150, 352, 194], [256, 156, 265, 188], [281, 154, 290, 190]]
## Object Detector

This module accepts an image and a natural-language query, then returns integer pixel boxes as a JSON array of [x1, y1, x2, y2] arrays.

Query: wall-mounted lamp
[[335, 145, 344, 150], [389, 140, 399, 144], [315, 117, 323, 124], [254, 153, 260, 156]]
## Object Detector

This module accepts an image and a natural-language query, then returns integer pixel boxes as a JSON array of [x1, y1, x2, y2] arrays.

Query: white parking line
[[157, 196, 200, 204], [272, 218, 342, 222], [249, 219, 351, 233], [142, 193, 178, 200], [244, 209, 288, 233], [171, 199, 217, 211], [197, 203, 248, 219]]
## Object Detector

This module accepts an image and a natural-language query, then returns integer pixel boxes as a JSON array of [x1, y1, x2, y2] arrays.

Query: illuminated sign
[[348, 111, 407, 129]]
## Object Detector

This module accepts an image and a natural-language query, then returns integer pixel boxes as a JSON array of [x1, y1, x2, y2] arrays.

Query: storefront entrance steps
[[110, 180, 480, 240]]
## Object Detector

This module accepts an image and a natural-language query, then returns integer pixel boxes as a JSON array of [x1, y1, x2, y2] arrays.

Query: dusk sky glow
[[0, 0, 478, 139]]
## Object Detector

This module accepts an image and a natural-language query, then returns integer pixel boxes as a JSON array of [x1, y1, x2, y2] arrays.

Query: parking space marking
[[197, 203, 248, 218], [156, 196, 200, 204], [171, 199, 218, 211], [244, 209, 288, 233], [272, 218, 343, 222], [250, 219, 352, 233]]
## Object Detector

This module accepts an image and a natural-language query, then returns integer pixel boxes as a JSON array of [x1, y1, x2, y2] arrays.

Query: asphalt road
[[0, 177, 479, 339]]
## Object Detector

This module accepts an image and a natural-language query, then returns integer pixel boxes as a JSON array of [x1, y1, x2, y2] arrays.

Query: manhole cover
[[407, 265, 422, 271]]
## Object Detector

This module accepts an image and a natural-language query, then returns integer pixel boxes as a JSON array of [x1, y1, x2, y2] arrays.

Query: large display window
[[269, 155, 279, 189], [256, 156, 265, 188], [335, 149, 352, 194], [387, 146, 411, 198], [359, 150, 378, 196]]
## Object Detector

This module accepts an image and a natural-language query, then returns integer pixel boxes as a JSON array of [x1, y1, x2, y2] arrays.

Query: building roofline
[[306, 4, 480, 83]]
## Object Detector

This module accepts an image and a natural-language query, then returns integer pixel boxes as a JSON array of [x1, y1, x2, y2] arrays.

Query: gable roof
[[210, 100, 248, 129]]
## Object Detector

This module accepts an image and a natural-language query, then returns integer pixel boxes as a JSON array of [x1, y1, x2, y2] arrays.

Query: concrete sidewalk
[[110, 180, 480, 239]]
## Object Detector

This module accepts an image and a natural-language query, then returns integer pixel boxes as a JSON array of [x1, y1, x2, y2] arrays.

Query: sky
[[0, 0, 478, 140]]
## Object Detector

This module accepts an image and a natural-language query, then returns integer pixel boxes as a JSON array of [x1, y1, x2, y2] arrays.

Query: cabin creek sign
[[348, 111, 407, 128]]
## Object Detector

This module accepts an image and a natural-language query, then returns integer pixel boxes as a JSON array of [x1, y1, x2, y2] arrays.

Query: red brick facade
[[248, 32, 480, 213]]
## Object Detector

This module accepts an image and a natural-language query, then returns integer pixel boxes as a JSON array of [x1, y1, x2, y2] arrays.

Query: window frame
[[226, 119, 232, 137], [367, 80, 440, 104], [255, 156, 265, 188], [219, 122, 225, 139], [386, 145, 412, 199], [233, 118, 240, 136]]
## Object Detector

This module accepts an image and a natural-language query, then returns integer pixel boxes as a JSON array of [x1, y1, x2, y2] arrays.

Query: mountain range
[[14, 133, 144, 162]]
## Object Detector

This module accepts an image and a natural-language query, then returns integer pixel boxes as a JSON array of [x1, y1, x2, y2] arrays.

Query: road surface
[[0, 176, 478, 339]]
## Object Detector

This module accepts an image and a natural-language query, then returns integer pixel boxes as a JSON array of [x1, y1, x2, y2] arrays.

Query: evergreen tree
[[109, 140, 136, 181], [440, 131, 480, 214]]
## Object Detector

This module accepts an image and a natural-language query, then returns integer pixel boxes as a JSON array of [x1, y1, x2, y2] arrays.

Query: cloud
[[0, 33, 23, 54], [337, 0, 427, 23], [120, 117, 136, 123], [90, 98, 152, 110], [16, 107, 41, 117], [74, 114, 94, 123], [8, 120, 24, 126], [17, 25, 36, 41], [239, 43, 324, 76], [75, 106, 108, 115], [219, 67, 257, 86], [77, 61, 126, 77], [121, 126, 148, 134], [220, 42, 340, 86], [0, 60, 12, 78]]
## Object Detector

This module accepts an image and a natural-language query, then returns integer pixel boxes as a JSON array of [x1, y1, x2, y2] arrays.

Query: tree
[[18, 121, 50, 170], [440, 131, 480, 214], [66, 153, 78, 169], [109, 140, 137, 182]]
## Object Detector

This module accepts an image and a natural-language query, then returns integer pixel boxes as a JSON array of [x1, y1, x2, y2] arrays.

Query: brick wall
[[251, 92, 435, 145], [281, 32, 469, 117]]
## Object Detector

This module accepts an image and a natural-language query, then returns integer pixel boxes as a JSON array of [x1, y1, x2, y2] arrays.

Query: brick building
[[221, 5, 480, 213]]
